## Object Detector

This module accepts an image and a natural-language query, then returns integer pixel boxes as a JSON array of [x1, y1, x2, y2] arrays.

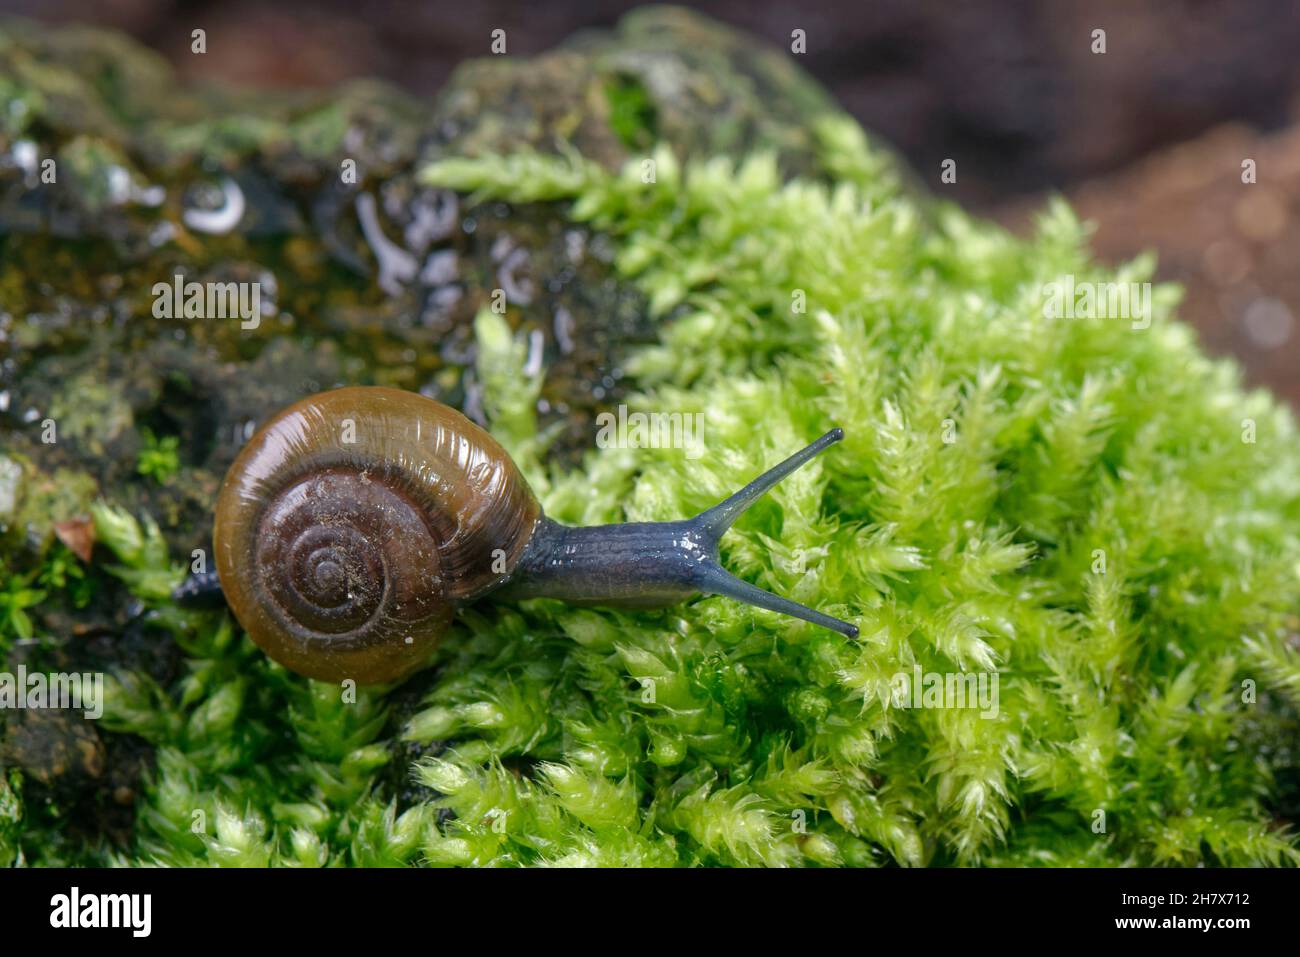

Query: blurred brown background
[[6, 0, 1299, 404]]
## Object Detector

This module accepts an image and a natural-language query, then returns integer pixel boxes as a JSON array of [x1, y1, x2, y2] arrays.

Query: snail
[[178, 386, 857, 684]]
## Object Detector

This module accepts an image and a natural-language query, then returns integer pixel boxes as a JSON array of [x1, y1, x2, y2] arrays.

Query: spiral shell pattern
[[214, 387, 542, 683]]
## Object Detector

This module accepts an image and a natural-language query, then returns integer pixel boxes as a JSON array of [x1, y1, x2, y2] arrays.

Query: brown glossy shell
[[214, 387, 541, 684]]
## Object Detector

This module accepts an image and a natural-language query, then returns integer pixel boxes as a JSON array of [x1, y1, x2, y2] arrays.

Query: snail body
[[205, 386, 856, 684]]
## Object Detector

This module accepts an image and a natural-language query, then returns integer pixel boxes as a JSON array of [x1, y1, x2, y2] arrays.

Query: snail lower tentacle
[[197, 386, 855, 685]]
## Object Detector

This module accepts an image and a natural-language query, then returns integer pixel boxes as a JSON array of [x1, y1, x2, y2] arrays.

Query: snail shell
[[214, 387, 541, 683]]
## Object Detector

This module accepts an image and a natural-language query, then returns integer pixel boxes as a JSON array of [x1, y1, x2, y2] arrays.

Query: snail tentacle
[[172, 567, 225, 609], [501, 429, 859, 639]]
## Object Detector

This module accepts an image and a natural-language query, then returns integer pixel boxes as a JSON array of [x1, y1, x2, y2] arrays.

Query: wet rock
[[427, 6, 846, 176], [2, 8, 860, 570], [1, 706, 104, 788]]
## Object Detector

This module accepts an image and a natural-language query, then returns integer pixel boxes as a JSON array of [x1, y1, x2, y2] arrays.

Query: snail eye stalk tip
[[689, 427, 857, 639], [695, 427, 846, 539]]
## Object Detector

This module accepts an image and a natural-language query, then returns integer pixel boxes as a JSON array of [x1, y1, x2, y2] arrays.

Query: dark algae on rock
[[2, 8, 1300, 867]]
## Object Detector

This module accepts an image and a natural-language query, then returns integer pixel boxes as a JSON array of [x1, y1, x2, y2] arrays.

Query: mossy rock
[[2, 8, 1299, 868]]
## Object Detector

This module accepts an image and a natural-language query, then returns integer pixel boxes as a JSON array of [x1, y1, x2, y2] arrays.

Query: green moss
[[0, 770, 22, 866], [7, 115, 1300, 867], [604, 75, 658, 150], [135, 428, 181, 485], [36, 545, 92, 609], [0, 563, 44, 647]]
